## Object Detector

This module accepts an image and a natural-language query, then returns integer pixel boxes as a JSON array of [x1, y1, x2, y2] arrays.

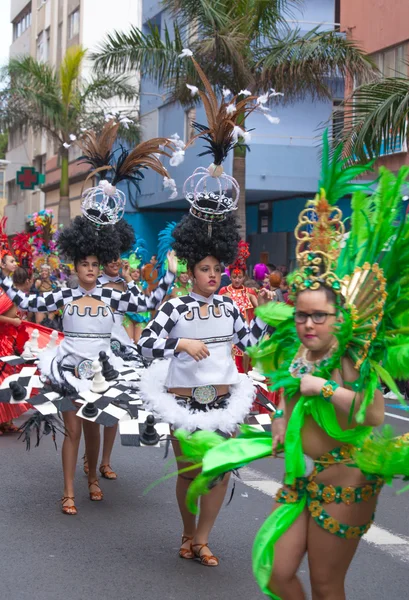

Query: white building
[[6, 0, 141, 233]]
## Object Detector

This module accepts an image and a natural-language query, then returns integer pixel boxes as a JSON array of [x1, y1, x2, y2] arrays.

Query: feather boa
[[139, 359, 255, 433]]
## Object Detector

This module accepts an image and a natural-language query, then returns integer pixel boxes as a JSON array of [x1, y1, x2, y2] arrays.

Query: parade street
[[1, 408, 408, 600]]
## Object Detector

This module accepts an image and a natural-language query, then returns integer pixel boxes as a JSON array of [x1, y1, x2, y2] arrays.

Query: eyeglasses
[[294, 311, 337, 324]]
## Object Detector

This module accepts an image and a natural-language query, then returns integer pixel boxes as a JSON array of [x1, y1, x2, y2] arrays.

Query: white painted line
[[385, 411, 409, 423], [240, 467, 409, 562]]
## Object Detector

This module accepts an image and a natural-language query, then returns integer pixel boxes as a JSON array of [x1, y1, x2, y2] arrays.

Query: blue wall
[[133, 0, 342, 237]]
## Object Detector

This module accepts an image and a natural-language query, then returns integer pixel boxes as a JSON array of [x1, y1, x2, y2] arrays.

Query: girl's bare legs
[[171, 438, 199, 556], [268, 504, 308, 600], [101, 424, 118, 473], [82, 420, 102, 494], [171, 436, 231, 563], [133, 325, 143, 344], [192, 473, 231, 564], [62, 411, 83, 508], [308, 497, 378, 600]]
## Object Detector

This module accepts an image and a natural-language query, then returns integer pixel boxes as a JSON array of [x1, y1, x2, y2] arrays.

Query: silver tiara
[[81, 180, 125, 226], [183, 164, 239, 223]]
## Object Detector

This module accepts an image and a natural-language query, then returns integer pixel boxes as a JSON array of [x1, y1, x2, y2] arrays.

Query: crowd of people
[[2, 54, 409, 600]]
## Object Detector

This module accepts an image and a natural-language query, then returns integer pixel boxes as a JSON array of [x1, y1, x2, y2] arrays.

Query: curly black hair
[[114, 219, 135, 256], [172, 213, 240, 271], [58, 216, 122, 266]]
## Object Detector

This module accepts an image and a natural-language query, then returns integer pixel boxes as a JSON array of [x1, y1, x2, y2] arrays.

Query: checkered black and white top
[[0, 270, 174, 314], [96, 272, 173, 314], [137, 291, 269, 361]]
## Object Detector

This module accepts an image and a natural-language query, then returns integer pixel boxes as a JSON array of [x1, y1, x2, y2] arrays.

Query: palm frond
[[334, 77, 409, 163], [59, 46, 86, 106], [92, 22, 183, 81], [257, 27, 376, 100]]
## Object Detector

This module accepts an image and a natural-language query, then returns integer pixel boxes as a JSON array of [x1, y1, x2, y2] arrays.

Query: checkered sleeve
[[126, 270, 174, 311], [0, 276, 71, 312], [136, 300, 182, 359], [230, 299, 270, 350]]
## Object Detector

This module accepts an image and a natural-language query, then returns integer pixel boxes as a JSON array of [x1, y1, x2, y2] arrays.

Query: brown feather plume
[[185, 57, 259, 165]]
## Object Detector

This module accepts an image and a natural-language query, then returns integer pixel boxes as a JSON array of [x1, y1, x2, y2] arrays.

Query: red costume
[[0, 289, 31, 425]]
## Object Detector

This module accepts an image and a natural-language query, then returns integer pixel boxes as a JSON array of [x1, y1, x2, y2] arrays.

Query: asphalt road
[[1, 408, 409, 600]]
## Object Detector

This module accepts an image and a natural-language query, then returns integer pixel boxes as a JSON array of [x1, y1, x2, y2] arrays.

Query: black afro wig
[[58, 216, 122, 266], [114, 219, 135, 256], [172, 213, 240, 270]]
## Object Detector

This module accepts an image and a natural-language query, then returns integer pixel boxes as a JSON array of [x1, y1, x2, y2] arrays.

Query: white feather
[[62, 142, 71, 149], [257, 92, 270, 105], [139, 359, 255, 433], [238, 89, 251, 97], [222, 87, 232, 98], [69, 134, 77, 141], [264, 114, 280, 125], [270, 89, 284, 97], [226, 103, 236, 115], [186, 83, 199, 97], [179, 48, 193, 58]]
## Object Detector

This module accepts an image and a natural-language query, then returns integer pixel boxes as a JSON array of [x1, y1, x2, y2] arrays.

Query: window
[[33, 154, 47, 175], [69, 9, 80, 39], [184, 107, 196, 143], [13, 4, 32, 41], [373, 43, 408, 78]]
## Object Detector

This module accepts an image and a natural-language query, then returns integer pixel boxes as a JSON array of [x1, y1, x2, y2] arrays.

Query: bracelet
[[320, 380, 339, 402], [270, 409, 284, 422]]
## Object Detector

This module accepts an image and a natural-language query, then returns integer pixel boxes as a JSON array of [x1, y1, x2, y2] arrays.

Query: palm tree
[[332, 75, 409, 163], [0, 46, 138, 227], [92, 0, 375, 237]]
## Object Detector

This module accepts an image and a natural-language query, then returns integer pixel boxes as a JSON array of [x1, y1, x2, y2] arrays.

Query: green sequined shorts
[[275, 445, 384, 540]]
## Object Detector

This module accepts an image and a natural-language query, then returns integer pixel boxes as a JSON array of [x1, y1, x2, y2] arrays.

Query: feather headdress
[[78, 119, 179, 226], [28, 210, 60, 271], [181, 56, 281, 228], [12, 231, 34, 274], [230, 241, 250, 275], [184, 58, 258, 167]]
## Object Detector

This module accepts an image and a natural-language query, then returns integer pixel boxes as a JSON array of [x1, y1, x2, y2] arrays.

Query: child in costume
[[137, 55, 275, 567], [170, 136, 409, 598]]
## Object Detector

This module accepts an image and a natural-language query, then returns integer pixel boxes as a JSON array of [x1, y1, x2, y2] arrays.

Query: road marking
[[385, 411, 409, 423], [240, 467, 409, 563]]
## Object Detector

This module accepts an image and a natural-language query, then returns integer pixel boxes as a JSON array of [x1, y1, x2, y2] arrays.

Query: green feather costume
[[170, 131, 409, 598]]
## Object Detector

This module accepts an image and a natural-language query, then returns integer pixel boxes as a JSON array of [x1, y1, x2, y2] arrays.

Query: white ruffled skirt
[[139, 359, 255, 433]]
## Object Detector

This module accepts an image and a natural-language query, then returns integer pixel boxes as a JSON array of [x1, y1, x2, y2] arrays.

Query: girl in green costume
[[172, 136, 409, 599]]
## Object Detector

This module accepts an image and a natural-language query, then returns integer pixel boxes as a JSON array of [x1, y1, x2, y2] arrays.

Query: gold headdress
[[291, 190, 345, 296]]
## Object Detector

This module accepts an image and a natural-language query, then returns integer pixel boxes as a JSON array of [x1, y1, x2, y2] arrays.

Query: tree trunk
[[59, 147, 70, 228], [233, 145, 246, 240]]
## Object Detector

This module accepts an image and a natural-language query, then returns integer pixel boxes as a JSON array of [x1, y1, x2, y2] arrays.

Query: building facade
[[341, 0, 409, 172], [6, 0, 141, 233], [126, 0, 342, 265]]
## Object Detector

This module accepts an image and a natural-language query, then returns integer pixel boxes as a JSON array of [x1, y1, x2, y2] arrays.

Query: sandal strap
[[182, 535, 193, 544], [88, 480, 101, 491], [192, 543, 218, 564], [61, 496, 75, 503], [100, 464, 115, 474]]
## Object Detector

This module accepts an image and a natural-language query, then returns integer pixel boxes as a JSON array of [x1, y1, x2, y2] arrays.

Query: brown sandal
[[61, 496, 77, 515], [99, 464, 117, 480], [83, 454, 89, 475], [88, 479, 103, 501], [179, 535, 194, 560], [192, 543, 219, 567]]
